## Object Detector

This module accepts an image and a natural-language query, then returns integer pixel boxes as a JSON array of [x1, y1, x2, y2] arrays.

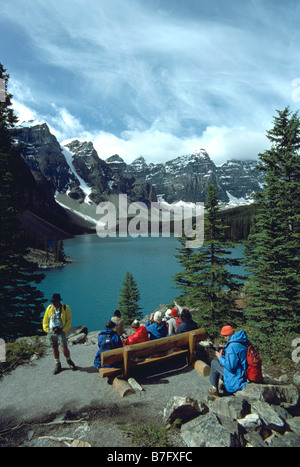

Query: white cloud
[[12, 98, 270, 165], [3, 0, 297, 165], [12, 100, 36, 123]]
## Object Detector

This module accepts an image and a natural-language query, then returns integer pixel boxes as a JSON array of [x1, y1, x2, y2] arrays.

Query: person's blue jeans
[[210, 359, 224, 388]]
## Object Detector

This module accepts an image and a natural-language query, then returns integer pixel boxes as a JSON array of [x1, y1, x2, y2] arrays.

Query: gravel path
[[0, 334, 211, 447]]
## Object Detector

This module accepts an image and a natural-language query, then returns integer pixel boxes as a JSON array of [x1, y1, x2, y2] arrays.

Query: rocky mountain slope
[[107, 151, 265, 205], [14, 120, 265, 231]]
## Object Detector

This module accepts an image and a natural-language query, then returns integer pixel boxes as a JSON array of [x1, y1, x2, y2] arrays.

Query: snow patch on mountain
[[61, 146, 93, 204]]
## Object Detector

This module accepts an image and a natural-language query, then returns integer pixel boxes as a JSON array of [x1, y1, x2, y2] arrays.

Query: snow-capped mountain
[[14, 121, 157, 227], [15, 120, 264, 230], [107, 151, 264, 206]]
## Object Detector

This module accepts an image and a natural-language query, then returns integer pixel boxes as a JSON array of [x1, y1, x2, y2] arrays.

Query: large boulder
[[181, 412, 245, 447], [235, 382, 300, 406]]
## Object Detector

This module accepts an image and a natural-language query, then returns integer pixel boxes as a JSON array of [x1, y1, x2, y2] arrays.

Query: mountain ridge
[[14, 120, 265, 230]]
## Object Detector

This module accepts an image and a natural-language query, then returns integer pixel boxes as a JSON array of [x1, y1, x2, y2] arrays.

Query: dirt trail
[[0, 336, 210, 447]]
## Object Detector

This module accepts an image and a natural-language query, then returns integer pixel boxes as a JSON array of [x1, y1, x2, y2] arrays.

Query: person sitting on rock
[[145, 311, 168, 340], [176, 309, 198, 334], [209, 325, 249, 397], [94, 320, 123, 368], [122, 319, 149, 346]]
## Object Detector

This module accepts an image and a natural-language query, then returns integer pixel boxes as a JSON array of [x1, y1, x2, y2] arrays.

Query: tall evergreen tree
[[173, 235, 195, 302], [0, 64, 46, 339], [244, 107, 300, 357], [174, 184, 244, 337], [118, 271, 143, 325]]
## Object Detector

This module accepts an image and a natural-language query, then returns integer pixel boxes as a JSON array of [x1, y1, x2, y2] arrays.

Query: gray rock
[[293, 372, 300, 387], [163, 396, 202, 425], [251, 401, 285, 431], [235, 382, 300, 406], [272, 404, 292, 421], [237, 413, 262, 432], [269, 431, 300, 447], [208, 395, 250, 420], [244, 431, 267, 447], [181, 412, 243, 447], [68, 333, 87, 345], [286, 416, 300, 435], [67, 326, 88, 345], [67, 326, 88, 337]]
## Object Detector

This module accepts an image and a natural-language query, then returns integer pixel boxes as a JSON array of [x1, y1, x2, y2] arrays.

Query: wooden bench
[[99, 328, 207, 379]]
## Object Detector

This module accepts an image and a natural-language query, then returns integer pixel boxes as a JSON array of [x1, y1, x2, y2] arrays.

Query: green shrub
[[0, 337, 46, 377]]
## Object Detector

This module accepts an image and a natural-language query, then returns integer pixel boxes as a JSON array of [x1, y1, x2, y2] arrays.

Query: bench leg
[[123, 346, 132, 379], [188, 331, 197, 364]]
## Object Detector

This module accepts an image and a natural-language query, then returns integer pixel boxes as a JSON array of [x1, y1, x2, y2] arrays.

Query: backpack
[[245, 344, 263, 383], [99, 333, 114, 353], [175, 317, 182, 329], [229, 341, 263, 383]]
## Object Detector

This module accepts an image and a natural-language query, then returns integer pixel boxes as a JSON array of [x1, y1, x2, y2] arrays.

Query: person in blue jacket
[[94, 320, 123, 368], [209, 325, 249, 396], [145, 311, 168, 340]]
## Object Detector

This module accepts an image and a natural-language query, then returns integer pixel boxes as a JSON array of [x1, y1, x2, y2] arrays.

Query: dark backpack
[[229, 341, 263, 383], [99, 333, 114, 353]]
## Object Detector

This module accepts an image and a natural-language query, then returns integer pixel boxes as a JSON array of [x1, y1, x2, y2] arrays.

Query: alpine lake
[[39, 234, 246, 332]]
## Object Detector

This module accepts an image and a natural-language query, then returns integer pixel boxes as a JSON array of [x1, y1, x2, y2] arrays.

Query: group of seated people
[[94, 307, 257, 399], [94, 303, 198, 368]]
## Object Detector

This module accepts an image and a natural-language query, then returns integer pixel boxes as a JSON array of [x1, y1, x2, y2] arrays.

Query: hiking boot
[[53, 362, 62, 375], [67, 359, 77, 371]]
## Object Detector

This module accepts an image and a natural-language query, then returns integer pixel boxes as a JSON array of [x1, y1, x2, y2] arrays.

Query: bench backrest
[[101, 328, 206, 367]]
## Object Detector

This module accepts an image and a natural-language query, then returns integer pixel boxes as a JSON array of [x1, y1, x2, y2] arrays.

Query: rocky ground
[[25, 247, 72, 269], [1, 327, 300, 449]]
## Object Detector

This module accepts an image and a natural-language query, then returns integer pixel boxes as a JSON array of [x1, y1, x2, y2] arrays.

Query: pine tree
[[244, 107, 300, 358], [118, 271, 143, 325], [174, 184, 244, 337], [173, 235, 195, 302], [0, 63, 46, 339], [54, 238, 66, 263], [57, 240, 66, 263]]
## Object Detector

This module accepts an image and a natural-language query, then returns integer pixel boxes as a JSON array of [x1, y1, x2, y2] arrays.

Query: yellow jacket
[[43, 304, 72, 334]]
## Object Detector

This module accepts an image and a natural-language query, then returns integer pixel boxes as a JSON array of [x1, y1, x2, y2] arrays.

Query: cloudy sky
[[1, 0, 300, 164]]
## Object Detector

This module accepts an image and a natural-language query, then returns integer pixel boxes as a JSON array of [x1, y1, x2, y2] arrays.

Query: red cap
[[171, 308, 178, 317], [221, 325, 234, 336]]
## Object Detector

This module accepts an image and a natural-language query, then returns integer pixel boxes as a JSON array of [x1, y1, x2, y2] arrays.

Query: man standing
[[43, 293, 76, 375]]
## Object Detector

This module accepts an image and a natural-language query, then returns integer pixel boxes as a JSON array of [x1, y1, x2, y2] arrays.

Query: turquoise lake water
[[39, 234, 245, 332]]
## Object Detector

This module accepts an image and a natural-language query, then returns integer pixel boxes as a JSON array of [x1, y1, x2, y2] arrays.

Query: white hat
[[131, 319, 140, 328], [153, 311, 162, 323], [165, 309, 172, 318]]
